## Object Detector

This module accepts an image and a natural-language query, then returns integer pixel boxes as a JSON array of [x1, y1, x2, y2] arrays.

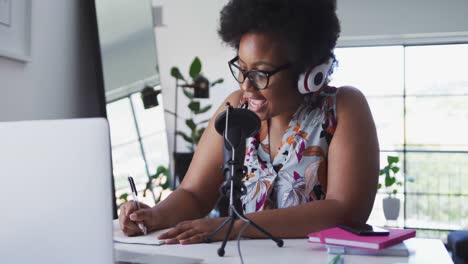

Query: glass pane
[[107, 98, 138, 146], [96, 0, 158, 93], [406, 44, 468, 96], [331, 46, 404, 96], [405, 153, 468, 195], [414, 229, 450, 243], [406, 194, 466, 230], [367, 98, 404, 150], [131, 90, 167, 137], [142, 133, 170, 175], [463, 196, 468, 229], [406, 96, 468, 150], [111, 142, 148, 191], [405, 153, 468, 231]]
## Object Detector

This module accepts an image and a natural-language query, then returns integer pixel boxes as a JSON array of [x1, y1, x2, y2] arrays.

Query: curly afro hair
[[218, 0, 340, 78]]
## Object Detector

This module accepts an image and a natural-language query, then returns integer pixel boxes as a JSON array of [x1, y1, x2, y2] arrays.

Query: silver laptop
[[0, 118, 203, 264], [0, 118, 114, 264]]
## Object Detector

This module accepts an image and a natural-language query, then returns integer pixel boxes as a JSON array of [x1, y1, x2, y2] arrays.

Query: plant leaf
[[119, 193, 128, 201], [194, 105, 212, 114], [143, 182, 151, 197], [160, 175, 170, 189], [190, 128, 198, 142], [387, 155, 399, 164], [189, 57, 202, 79], [385, 176, 396, 187], [154, 165, 169, 178], [186, 143, 194, 152], [156, 165, 166, 175], [391, 166, 400, 174], [171, 67, 185, 81], [155, 193, 162, 204], [176, 131, 194, 143], [199, 118, 210, 124], [193, 136, 201, 146], [198, 127, 206, 136], [188, 101, 201, 112], [377, 183, 382, 189], [210, 78, 224, 87], [193, 127, 206, 144], [392, 189, 397, 195], [186, 119, 196, 131], [182, 88, 194, 99], [379, 169, 385, 175]]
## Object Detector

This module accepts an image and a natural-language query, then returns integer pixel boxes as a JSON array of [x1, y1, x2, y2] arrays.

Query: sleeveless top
[[240, 86, 339, 213]]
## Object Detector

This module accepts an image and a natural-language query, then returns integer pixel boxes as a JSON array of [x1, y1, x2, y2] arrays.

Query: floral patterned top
[[240, 86, 339, 213]]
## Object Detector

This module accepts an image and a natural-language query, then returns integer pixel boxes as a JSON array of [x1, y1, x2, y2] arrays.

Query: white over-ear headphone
[[297, 57, 334, 94]]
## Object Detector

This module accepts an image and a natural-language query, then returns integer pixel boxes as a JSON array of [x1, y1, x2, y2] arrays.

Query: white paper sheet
[[113, 219, 171, 246]]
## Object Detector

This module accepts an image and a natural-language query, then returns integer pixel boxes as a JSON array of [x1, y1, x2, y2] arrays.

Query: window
[[330, 44, 468, 241], [106, 89, 170, 207]]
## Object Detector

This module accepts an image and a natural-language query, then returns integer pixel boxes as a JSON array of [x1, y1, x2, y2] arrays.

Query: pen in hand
[[128, 176, 148, 235]]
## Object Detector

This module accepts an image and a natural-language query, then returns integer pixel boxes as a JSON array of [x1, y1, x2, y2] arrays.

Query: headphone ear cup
[[297, 59, 333, 94]]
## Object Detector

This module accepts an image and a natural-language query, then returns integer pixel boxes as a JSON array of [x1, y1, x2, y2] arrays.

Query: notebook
[[113, 220, 170, 245], [113, 220, 204, 263], [308, 226, 416, 250], [326, 242, 410, 257]]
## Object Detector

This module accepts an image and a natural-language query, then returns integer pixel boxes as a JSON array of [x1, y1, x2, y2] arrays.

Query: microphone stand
[[205, 103, 284, 257]]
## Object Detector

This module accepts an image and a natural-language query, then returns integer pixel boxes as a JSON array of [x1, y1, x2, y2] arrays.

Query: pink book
[[308, 227, 416, 250]]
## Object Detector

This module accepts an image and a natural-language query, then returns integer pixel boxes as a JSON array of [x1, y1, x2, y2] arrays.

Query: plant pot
[[174, 152, 194, 186], [383, 196, 400, 220]]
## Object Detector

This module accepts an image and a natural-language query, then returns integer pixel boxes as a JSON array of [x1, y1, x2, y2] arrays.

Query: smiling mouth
[[248, 98, 267, 112]]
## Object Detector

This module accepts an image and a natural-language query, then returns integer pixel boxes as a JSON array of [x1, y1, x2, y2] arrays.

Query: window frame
[[332, 42, 468, 240]]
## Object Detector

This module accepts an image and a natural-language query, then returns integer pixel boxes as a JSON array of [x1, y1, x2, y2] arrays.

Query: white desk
[[114, 237, 452, 264]]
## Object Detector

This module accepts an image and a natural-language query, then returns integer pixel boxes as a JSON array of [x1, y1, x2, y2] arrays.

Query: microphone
[[214, 103, 260, 174], [206, 103, 284, 253], [214, 103, 260, 212]]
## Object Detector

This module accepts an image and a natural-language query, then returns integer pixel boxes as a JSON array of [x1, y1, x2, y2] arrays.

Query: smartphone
[[338, 223, 390, 236]]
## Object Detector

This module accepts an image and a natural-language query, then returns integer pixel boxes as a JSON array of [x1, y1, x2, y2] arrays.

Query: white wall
[[155, 0, 468, 157], [0, 0, 102, 122]]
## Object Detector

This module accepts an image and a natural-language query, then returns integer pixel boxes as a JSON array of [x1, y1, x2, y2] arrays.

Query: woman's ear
[[297, 58, 334, 94]]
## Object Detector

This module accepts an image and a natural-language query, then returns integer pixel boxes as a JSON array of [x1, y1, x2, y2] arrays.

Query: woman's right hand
[[118, 201, 157, 236]]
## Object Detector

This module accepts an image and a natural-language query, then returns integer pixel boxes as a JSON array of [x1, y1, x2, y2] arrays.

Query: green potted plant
[[378, 155, 414, 221], [117, 165, 172, 208], [379, 155, 402, 220], [143, 165, 171, 203], [170, 57, 223, 183]]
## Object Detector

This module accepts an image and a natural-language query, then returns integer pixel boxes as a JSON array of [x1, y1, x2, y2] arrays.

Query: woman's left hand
[[158, 217, 237, 245]]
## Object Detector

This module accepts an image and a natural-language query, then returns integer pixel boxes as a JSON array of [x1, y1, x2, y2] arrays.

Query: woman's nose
[[240, 77, 256, 92]]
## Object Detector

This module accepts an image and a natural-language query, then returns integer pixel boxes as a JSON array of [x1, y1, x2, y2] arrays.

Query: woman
[[119, 0, 379, 245]]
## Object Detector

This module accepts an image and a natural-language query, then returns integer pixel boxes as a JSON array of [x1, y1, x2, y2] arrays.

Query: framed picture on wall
[[0, 0, 31, 62]]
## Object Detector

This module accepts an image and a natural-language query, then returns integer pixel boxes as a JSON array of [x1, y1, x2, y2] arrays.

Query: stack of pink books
[[308, 226, 416, 250]]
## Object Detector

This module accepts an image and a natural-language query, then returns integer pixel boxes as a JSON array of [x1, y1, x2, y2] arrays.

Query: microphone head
[[215, 107, 261, 139]]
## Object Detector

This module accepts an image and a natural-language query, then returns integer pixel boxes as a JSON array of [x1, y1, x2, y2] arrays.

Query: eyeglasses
[[228, 56, 291, 90]]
